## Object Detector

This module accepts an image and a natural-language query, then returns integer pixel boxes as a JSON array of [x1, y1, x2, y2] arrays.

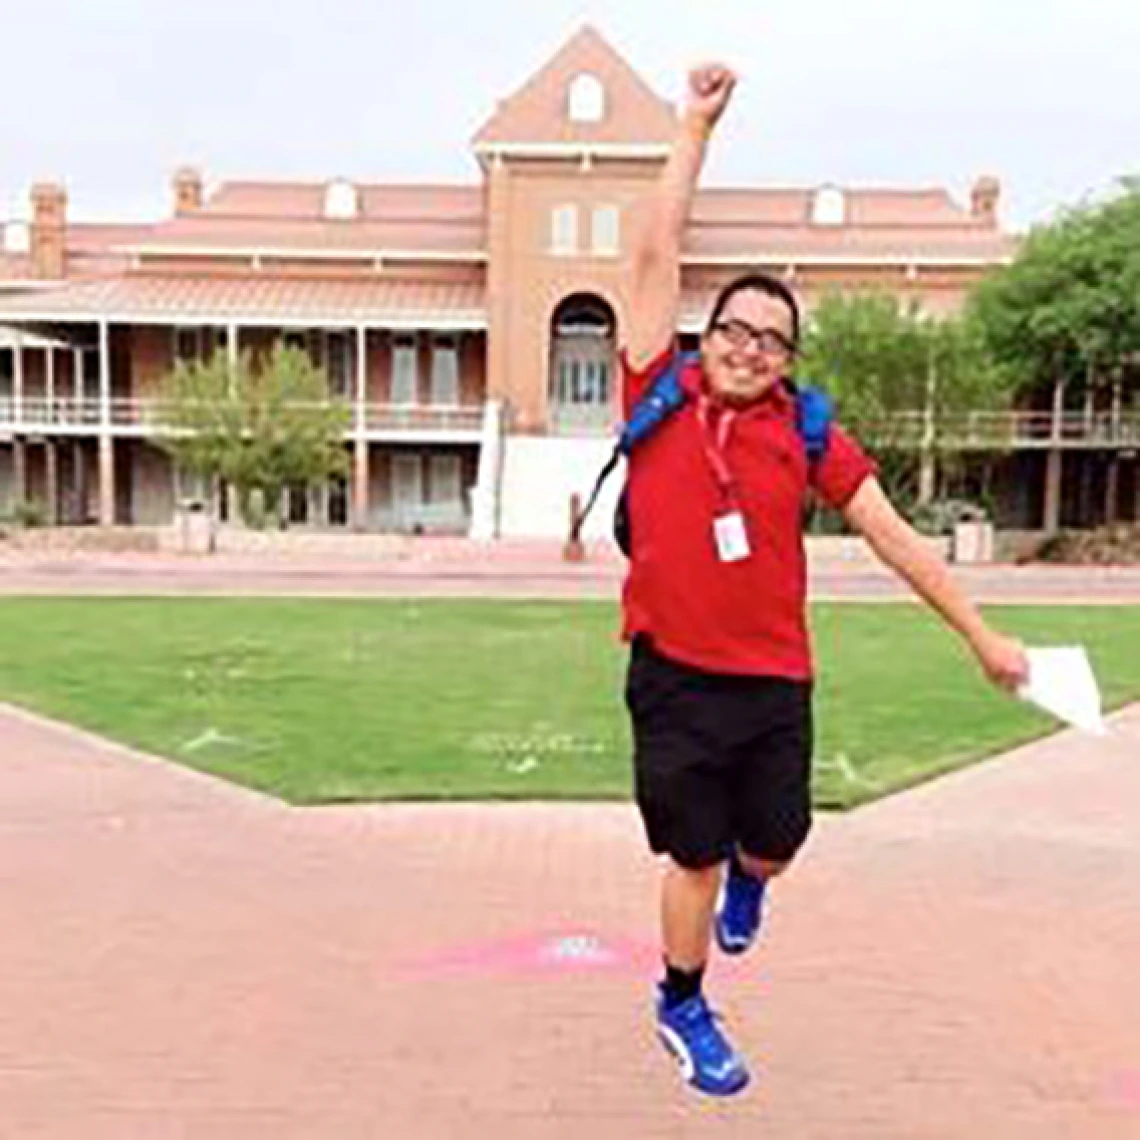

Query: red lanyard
[[696, 394, 738, 508]]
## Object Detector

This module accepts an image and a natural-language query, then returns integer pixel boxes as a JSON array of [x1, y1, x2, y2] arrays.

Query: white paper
[[1018, 647, 1106, 736]]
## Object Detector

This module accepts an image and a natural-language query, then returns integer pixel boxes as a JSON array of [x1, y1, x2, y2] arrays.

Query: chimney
[[31, 183, 67, 279], [970, 176, 1001, 226], [174, 167, 204, 215]]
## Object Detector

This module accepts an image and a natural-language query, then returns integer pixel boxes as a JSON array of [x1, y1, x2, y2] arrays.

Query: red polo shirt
[[621, 347, 877, 679]]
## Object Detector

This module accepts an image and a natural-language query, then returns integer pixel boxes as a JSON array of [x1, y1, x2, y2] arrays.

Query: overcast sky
[[1, 0, 1135, 231]]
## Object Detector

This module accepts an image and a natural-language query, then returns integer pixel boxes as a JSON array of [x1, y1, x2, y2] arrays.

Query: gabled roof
[[472, 25, 676, 150]]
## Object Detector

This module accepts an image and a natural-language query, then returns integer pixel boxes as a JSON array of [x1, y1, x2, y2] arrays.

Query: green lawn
[[0, 598, 1135, 809]]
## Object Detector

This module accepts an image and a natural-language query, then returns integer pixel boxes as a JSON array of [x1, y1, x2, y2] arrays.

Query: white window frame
[[325, 179, 360, 220], [391, 334, 419, 406], [591, 205, 620, 257], [550, 204, 578, 256], [429, 335, 460, 406], [812, 186, 847, 226], [568, 73, 606, 123]]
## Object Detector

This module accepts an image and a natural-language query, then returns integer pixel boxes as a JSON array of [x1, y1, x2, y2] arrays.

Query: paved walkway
[[3, 544, 1140, 601], [2, 701, 1138, 1138]]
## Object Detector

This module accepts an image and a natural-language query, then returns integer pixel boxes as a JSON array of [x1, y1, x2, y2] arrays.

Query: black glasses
[[711, 318, 796, 357]]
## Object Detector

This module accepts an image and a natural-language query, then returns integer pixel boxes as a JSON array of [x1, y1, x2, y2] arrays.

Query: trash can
[[952, 519, 994, 564], [178, 500, 216, 555]]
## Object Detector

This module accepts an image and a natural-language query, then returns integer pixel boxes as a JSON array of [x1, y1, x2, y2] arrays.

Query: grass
[[0, 598, 1135, 809]]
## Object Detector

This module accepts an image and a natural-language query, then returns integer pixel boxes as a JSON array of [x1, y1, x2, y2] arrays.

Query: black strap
[[569, 443, 622, 543]]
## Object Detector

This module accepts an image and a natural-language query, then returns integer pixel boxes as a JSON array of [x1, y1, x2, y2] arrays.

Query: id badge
[[713, 511, 751, 563]]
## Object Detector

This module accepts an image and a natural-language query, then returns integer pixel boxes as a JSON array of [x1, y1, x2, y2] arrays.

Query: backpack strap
[[618, 350, 698, 455], [788, 381, 834, 467], [571, 350, 695, 541]]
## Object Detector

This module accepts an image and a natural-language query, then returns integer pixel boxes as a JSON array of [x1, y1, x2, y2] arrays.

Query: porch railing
[[863, 410, 1140, 449], [2, 397, 1139, 449], [0, 397, 484, 436]]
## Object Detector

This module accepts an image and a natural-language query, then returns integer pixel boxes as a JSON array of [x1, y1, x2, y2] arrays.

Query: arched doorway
[[548, 293, 616, 434]]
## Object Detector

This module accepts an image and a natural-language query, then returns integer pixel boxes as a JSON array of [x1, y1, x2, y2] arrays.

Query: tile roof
[[0, 273, 487, 327]]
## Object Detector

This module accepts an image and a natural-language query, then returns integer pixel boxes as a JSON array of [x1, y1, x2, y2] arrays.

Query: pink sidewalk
[[1, 701, 1138, 1138], [3, 544, 1140, 601]]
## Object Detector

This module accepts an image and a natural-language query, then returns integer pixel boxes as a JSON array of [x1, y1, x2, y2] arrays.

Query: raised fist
[[686, 64, 737, 129]]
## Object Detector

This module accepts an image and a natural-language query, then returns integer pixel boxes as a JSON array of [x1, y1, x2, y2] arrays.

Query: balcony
[[0, 397, 486, 442], [3, 399, 1138, 451], [862, 410, 1140, 451]]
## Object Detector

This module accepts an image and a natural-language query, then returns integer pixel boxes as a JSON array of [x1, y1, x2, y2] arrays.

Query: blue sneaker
[[655, 989, 750, 1097], [715, 859, 766, 955]]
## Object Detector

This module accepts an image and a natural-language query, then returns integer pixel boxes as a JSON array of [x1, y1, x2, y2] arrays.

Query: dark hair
[[705, 272, 801, 347]]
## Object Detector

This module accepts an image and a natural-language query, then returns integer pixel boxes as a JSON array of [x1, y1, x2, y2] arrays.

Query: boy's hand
[[686, 65, 737, 131], [972, 628, 1030, 692]]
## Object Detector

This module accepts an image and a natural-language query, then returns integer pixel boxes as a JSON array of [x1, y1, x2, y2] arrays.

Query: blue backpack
[[571, 351, 834, 555]]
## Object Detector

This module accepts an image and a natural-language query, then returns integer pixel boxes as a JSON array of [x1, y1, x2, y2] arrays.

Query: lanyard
[[696, 394, 738, 508]]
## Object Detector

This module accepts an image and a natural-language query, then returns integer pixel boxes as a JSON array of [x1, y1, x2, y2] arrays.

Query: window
[[3, 222, 29, 254], [428, 453, 463, 508], [391, 335, 419, 405], [430, 336, 460, 405], [325, 331, 353, 400], [325, 179, 359, 220], [174, 327, 200, 365], [568, 73, 606, 123], [174, 326, 227, 366], [81, 349, 101, 402], [591, 205, 620, 256], [392, 453, 424, 510], [812, 186, 847, 226], [328, 476, 349, 527], [550, 204, 578, 255]]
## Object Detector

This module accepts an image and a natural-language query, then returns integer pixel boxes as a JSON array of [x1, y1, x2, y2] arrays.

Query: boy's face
[[701, 290, 796, 404]]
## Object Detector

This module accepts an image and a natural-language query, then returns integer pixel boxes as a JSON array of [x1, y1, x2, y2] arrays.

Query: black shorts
[[625, 637, 813, 870]]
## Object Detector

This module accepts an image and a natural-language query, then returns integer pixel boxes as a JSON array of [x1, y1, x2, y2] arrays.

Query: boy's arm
[[842, 477, 1029, 690], [625, 65, 736, 372]]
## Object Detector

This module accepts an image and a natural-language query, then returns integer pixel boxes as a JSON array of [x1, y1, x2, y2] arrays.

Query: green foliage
[[799, 292, 1015, 502], [156, 344, 351, 524], [10, 501, 48, 529], [969, 180, 1140, 391]]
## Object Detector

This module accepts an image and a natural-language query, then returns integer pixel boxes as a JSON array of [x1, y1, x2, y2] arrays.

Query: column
[[353, 326, 369, 529], [13, 331, 24, 424], [226, 325, 240, 524], [98, 321, 115, 526], [1044, 450, 1063, 533], [918, 453, 936, 506], [75, 441, 89, 524], [45, 345, 56, 422], [353, 440, 370, 531], [918, 350, 937, 505], [1106, 458, 1120, 525], [13, 439, 27, 505], [45, 440, 59, 526]]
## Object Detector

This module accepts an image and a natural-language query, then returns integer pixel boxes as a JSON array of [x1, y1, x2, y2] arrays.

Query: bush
[[11, 501, 47, 529], [1034, 524, 1140, 565], [906, 498, 987, 536]]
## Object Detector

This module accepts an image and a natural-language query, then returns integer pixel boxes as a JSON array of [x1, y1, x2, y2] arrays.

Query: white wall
[[498, 435, 623, 539]]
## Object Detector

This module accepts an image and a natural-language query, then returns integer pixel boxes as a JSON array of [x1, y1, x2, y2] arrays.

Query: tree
[[969, 179, 1140, 397], [156, 344, 351, 527], [798, 292, 1013, 504]]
